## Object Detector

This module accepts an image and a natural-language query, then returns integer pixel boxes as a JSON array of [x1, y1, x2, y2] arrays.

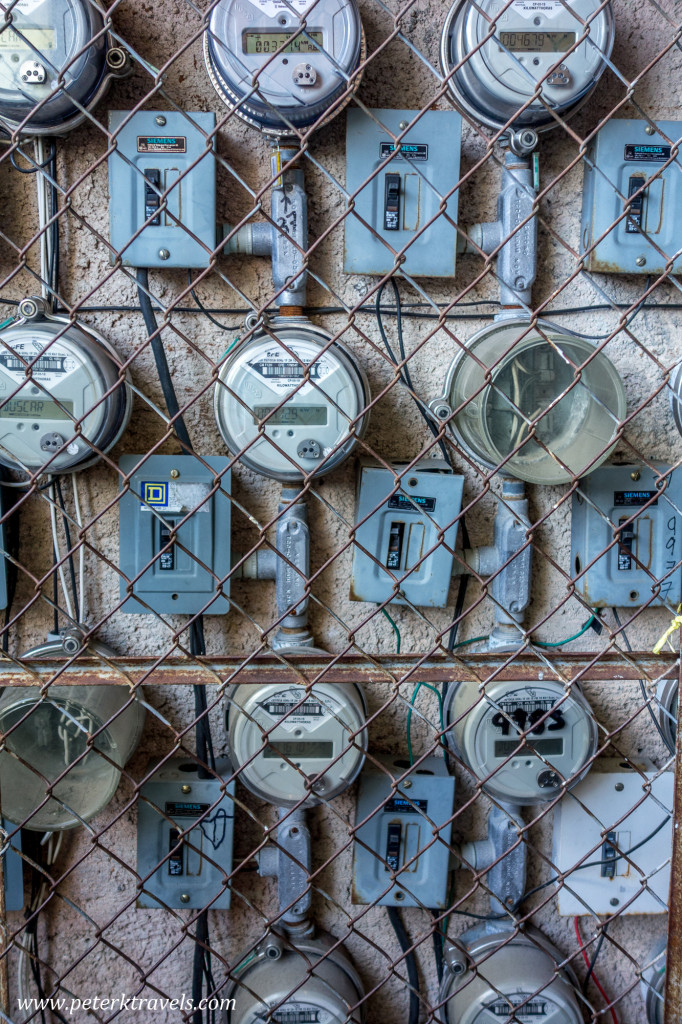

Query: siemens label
[[380, 142, 428, 161], [624, 143, 672, 162]]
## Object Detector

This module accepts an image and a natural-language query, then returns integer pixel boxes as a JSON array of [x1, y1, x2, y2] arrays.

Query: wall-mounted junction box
[[352, 755, 455, 908], [3, 819, 22, 912], [571, 463, 682, 609], [137, 759, 235, 910], [553, 759, 672, 916], [118, 455, 231, 615], [108, 110, 217, 269], [344, 109, 461, 278], [350, 460, 464, 607], [581, 119, 682, 275]]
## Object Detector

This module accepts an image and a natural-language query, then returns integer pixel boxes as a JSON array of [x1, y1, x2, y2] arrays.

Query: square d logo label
[[142, 481, 168, 507]]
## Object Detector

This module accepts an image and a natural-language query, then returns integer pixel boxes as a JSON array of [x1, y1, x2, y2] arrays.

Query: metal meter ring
[[0, 304, 133, 474], [440, 0, 615, 134], [214, 318, 370, 482], [656, 678, 677, 752], [444, 679, 597, 805], [433, 317, 626, 486], [441, 925, 583, 1024], [226, 680, 368, 806], [224, 931, 366, 1024], [641, 941, 665, 1024], [203, 0, 364, 136], [0, 0, 126, 136]]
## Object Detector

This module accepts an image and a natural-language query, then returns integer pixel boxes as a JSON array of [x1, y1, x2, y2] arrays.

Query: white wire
[[71, 473, 85, 624], [48, 478, 75, 623], [34, 138, 51, 302]]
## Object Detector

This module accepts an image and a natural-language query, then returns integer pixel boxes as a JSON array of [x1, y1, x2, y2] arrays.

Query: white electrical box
[[553, 760, 673, 916]]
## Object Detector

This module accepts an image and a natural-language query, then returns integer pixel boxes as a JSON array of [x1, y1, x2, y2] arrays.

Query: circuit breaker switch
[[601, 830, 617, 878], [625, 175, 646, 233], [384, 173, 401, 231], [168, 828, 183, 875], [386, 522, 404, 570], [144, 168, 161, 225], [385, 822, 402, 872]]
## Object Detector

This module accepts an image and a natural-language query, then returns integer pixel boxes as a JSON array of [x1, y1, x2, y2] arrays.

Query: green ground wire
[[380, 607, 401, 654], [407, 681, 445, 766], [533, 611, 598, 648]]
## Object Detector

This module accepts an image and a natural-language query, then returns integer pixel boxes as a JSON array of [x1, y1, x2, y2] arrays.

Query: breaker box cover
[[118, 454, 231, 615], [581, 119, 682, 275], [553, 760, 672, 916], [350, 459, 464, 607], [137, 759, 235, 910], [108, 110, 217, 269], [344, 108, 461, 277], [352, 755, 455, 908], [571, 462, 682, 609]]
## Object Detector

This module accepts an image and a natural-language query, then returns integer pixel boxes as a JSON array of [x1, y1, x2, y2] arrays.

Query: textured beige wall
[[1, 0, 679, 1019]]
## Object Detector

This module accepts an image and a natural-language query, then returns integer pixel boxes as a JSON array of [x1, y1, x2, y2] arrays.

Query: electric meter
[[204, 0, 364, 136], [642, 942, 665, 1024], [226, 680, 367, 806], [224, 931, 365, 1024], [657, 679, 677, 751], [0, 684, 145, 831], [432, 318, 626, 485], [441, 925, 583, 1024], [444, 679, 597, 805], [214, 318, 370, 482], [0, 0, 128, 135], [440, 0, 614, 134], [0, 299, 132, 474]]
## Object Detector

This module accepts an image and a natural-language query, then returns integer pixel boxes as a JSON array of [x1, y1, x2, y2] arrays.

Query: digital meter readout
[[251, 405, 328, 426], [499, 31, 576, 52], [242, 31, 324, 54], [263, 741, 334, 759], [0, 398, 74, 420], [0, 27, 56, 49]]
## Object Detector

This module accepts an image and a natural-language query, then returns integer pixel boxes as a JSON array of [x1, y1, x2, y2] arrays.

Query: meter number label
[[257, 687, 340, 732], [491, 701, 565, 736]]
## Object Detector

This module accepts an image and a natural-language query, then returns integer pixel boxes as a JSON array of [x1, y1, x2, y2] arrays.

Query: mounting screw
[[615, 782, 624, 792], [158, 249, 171, 261], [399, 120, 408, 130], [180, 893, 190, 904], [450, 959, 466, 976], [170, 468, 180, 479], [635, 255, 647, 267], [610, 897, 620, 906], [155, 115, 167, 126], [181, 784, 192, 794], [645, 124, 655, 135], [630, 471, 640, 481], [435, 405, 450, 420], [403, 780, 412, 789]]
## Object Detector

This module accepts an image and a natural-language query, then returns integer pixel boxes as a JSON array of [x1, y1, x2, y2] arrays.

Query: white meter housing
[[433, 318, 626, 485], [226, 681, 367, 806], [441, 926, 583, 1024], [224, 931, 365, 1024], [0, 300, 132, 474], [214, 318, 369, 482], [0, 0, 127, 135], [440, 0, 614, 134], [204, 0, 364, 136], [0, 684, 145, 831], [444, 680, 597, 805]]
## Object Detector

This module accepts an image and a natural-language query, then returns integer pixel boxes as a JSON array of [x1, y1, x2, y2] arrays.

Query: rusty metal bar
[[663, 653, 682, 1024], [0, 651, 676, 685]]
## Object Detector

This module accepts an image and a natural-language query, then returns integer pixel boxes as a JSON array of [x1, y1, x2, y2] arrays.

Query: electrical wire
[[407, 682, 445, 767], [430, 908, 444, 983], [386, 906, 420, 1024], [187, 271, 243, 333], [48, 478, 74, 623], [612, 607, 675, 755], [72, 474, 85, 625], [582, 922, 608, 995], [533, 611, 599, 648], [54, 476, 79, 624], [574, 917, 619, 1024]]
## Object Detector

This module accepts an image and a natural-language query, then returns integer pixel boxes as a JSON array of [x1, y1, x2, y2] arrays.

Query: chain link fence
[[0, 0, 679, 1020]]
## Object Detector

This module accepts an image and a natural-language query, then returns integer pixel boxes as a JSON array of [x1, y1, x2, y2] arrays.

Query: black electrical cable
[[22, 833, 70, 1024], [612, 607, 675, 755], [386, 905, 420, 1024], [582, 924, 608, 995], [52, 539, 59, 634], [136, 268, 193, 453], [9, 140, 55, 174], [192, 910, 210, 1024], [430, 908, 444, 983], [447, 517, 471, 656], [187, 271, 243, 333], [54, 476, 79, 623]]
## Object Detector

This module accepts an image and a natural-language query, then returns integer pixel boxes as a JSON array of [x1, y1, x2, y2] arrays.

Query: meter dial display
[[441, 926, 583, 1024], [204, 0, 364, 135], [444, 680, 597, 805], [0, 0, 116, 134], [440, 0, 615, 133], [214, 320, 370, 482], [0, 309, 132, 473], [434, 318, 626, 485], [227, 932, 365, 1024], [226, 681, 367, 805]]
